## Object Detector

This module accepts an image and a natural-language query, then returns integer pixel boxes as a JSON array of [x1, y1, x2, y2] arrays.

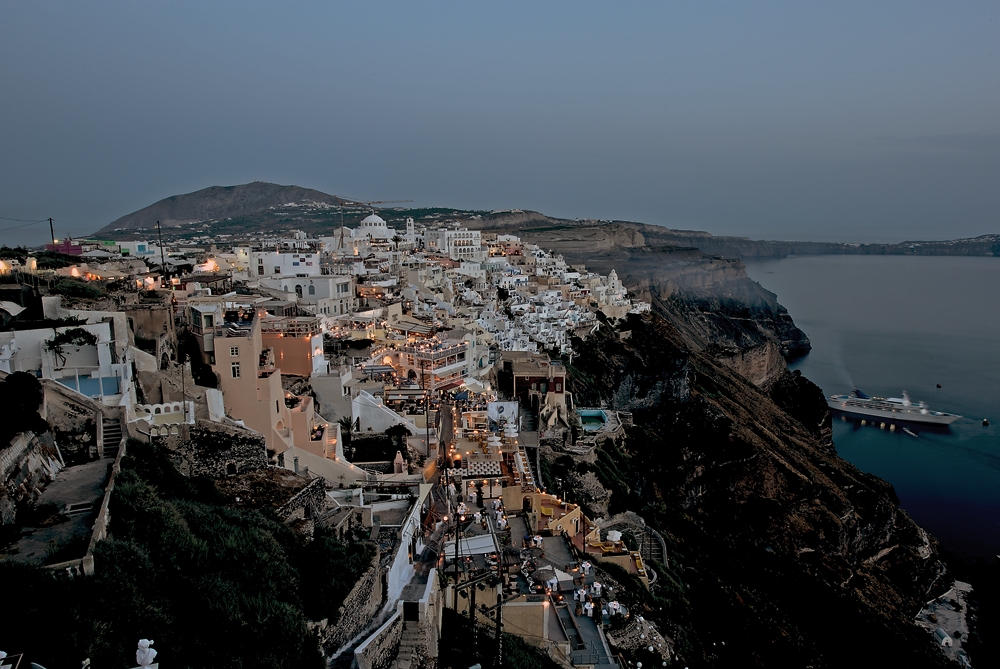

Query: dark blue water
[[745, 255, 1000, 557]]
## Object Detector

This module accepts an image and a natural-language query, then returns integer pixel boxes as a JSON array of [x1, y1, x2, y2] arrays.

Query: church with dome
[[354, 213, 393, 241]]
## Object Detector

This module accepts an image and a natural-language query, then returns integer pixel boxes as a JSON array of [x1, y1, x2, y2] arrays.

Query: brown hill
[[97, 182, 346, 232]]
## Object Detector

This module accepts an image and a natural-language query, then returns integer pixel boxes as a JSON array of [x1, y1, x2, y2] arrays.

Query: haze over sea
[[745, 255, 1000, 557]]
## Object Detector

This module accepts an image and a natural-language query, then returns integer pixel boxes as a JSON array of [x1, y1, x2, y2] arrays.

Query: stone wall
[[165, 419, 268, 478], [413, 568, 443, 663], [317, 546, 384, 654], [275, 476, 327, 523], [40, 379, 106, 462], [1, 432, 62, 525], [354, 611, 402, 669]]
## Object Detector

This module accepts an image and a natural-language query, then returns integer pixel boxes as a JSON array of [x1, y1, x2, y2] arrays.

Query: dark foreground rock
[[560, 313, 951, 668]]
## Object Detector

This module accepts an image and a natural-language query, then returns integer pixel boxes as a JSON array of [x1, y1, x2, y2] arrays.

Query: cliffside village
[[0, 214, 680, 668]]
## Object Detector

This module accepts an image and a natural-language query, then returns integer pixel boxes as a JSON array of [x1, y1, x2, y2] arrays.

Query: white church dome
[[361, 213, 387, 227]]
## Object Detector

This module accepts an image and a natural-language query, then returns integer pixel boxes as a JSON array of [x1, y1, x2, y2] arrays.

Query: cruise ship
[[827, 390, 962, 425]]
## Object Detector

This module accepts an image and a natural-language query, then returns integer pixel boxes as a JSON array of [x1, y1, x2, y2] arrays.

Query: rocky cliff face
[[563, 314, 950, 667], [483, 219, 812, 385]]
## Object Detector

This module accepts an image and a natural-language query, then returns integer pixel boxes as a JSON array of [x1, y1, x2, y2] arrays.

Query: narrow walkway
[[567, 600, 614, 667]]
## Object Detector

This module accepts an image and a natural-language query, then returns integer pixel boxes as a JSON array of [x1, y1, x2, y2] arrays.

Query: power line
[[0, 219, 49, 233], [0, 215, 49, 223]]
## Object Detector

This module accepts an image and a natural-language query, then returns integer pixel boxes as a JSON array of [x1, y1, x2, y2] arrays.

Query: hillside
[[552, 312, 953, 668], [97, 182, 347, 233], [97, 183, 997, 257]]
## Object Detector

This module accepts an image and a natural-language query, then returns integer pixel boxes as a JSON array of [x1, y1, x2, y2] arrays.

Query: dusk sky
[[2, 2, 998, 246]]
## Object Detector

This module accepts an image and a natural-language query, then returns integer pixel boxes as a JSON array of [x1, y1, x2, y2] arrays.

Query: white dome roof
[[361, 213, 387, 227]]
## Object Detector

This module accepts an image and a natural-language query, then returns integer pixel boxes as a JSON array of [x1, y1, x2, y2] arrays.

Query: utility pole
[[421, 358, 430, 466], [48, 217, 55, 245], [492, 581, 503, 669], [453, 513, 462, 611], [180, 348, 187, 416], [156, 220, 170, 289]]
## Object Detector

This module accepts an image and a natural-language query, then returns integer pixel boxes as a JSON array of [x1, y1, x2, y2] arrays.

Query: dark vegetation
[[49, 276, 109, 300], [351, 432, 405, 462], [1, 315, 87, 332], [438, 608, 561, 669], [0, 441, 374, 668], [0, 245, 79, 269], [0, 371, 48, 444]]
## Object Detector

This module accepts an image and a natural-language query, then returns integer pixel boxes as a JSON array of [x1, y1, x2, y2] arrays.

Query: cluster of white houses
[[2, 213, 660, 667]]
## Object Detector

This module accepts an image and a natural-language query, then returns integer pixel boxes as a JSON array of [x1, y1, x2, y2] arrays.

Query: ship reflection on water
[[833, 411, 957, 437]]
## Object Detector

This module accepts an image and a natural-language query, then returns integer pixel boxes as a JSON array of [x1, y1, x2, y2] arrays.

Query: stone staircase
[[392, 621, 422, 669], [519, 406, 538, 432], [101, 418, 122, 458]]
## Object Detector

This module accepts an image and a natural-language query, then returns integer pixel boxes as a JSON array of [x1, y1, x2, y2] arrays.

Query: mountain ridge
[[97, 181, 998, 258], [97, 182, 346, 233]]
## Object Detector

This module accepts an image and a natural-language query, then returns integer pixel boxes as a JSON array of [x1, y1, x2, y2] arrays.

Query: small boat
[[936, 383, 942, 388], [902, 428, 918, 438], [984, 419, 991, 427]]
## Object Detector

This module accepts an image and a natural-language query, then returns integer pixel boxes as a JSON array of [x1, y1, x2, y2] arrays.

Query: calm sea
[[744, 255, 1000, 557]]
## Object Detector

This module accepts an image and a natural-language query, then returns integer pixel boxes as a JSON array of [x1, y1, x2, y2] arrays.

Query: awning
[[442, 533, 498, 556], [361, 365, 396, 374]]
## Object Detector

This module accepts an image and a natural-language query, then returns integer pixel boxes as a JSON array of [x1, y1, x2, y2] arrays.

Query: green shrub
[[50, 277, 108, 299]]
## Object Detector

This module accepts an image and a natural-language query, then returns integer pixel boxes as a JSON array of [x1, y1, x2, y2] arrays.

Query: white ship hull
[[827, 393, 961, 426]]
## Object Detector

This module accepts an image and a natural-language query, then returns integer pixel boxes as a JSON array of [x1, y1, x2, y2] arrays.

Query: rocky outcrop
[[562, 314, 951, 667], [471, 217, 812, 387]]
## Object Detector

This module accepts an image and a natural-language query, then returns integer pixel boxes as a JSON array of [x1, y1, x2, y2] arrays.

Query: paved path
[[12, 459, 109, 563]]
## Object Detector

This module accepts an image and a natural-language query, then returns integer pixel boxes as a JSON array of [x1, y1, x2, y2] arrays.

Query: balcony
[[397, 340, 468, 361], [259, 348, 275, 374]]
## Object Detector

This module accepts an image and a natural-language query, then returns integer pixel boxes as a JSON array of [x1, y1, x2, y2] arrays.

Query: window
[[273, 266, 280, 274], [257, 265, 264, 276], [203, 314, 214, 328], [231, 362, 241, 378], [308, 285, 315, 295], [230, 346, 239, 357], [276, 400, 280, 414], [295, 285, 303, 298]]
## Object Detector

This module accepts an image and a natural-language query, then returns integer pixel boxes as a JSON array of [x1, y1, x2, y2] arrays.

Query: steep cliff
[[563, 314, 950, 667], [498, 222, 812, 385]]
